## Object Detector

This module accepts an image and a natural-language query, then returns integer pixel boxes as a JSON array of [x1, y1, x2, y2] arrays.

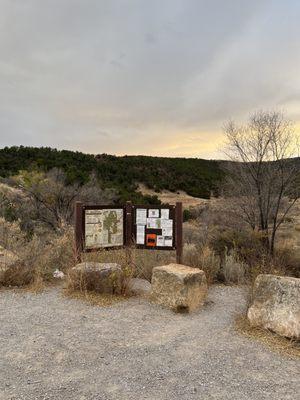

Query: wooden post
[[125, 201, 133, 268], [175, 202, 183, 264], [75, 201, 84, 263], [125, 201, 133, 246]]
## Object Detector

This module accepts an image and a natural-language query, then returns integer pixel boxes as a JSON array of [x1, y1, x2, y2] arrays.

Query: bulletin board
[[133, 205, 176, 250], [75, 201, 182, 262]]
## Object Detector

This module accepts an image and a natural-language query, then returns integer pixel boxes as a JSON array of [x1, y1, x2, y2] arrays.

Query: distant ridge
[[0, 146, 224, 203]]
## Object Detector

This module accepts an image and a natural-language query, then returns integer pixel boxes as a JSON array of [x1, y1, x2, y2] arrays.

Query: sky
[[1, 0, 300, 158]]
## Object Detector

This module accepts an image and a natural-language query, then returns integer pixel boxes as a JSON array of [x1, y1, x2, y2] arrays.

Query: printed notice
[[136, 225, 145, 244], [156, 235, 165, 247], [161, 219, 173, 229], [164, 236, 173, 247], [136, 208, 147, 225], [162, 228, 173, 236], [148, 209, 159, 218], [146, 218, 161, 229], [160, 209, 169, 219]]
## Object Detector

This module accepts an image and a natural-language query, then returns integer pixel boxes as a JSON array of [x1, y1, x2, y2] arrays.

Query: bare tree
[[223, 110, 300, 254], [8, 169, 117, 231]]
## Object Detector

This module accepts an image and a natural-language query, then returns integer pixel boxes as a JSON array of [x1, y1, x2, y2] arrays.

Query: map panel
[[85, 209, 124, 248]]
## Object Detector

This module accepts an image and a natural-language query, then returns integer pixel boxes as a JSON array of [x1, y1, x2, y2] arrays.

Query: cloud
[[0, 0, 300, 157]]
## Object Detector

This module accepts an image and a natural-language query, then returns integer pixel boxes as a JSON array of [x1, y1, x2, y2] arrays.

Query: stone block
[[151, 263, 207, 312], [247, 274, 300, 339]]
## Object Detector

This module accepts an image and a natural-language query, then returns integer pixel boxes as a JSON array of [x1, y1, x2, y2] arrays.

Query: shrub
[[210, 227, 300, 281], [270, 246, 300, 279], [183, 244, 220, 284], [0, 219, 75, 287], [222, 251, 246, 284], [211, 229, 265, 267], [183, 209, 192, 222], [183, 222, 204, 245]]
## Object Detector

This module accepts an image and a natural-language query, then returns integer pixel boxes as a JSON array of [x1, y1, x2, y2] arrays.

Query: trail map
[[85, 209, 123, 248]]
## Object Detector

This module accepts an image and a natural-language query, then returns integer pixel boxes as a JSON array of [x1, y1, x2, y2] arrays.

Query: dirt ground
[[0, 285, 299, 400], [138, 184, 208, 208]]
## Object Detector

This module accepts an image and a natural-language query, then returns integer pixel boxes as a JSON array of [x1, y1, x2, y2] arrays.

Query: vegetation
[[1, 169, 116, 232], [0, 146, 223, 202], [1, 117, 299, 290], [0, 218, 74, 288], [223, 111, 300, 254]]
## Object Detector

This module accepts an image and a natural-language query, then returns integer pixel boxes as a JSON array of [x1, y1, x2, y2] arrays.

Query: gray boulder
[[247, 274, 300, 339], [128, 278, 151, 296], [71, 262, 123, 294]]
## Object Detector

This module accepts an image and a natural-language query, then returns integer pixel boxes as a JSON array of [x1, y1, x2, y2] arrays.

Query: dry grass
[[235, 314, 300, 359], [66, 246, 174, 299], [63, 287, 129, 307], [183, 244, 220, 284], [0, 219, 75, 288], [295, 224, 300, 232], [223, 252, 246, 284], [137, 183, 207, 208], [82, 247, 174, 282]]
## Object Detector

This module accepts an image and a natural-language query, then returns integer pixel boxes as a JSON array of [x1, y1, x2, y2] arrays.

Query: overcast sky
[[1, 0, 300, 158]]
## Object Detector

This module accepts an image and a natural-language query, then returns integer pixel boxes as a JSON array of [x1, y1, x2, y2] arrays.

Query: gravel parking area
[[0, 285, 299, 400]]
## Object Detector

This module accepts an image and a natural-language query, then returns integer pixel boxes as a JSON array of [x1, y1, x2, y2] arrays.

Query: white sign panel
[[136, 225, 145, 244], [136, 208, 147, 225]]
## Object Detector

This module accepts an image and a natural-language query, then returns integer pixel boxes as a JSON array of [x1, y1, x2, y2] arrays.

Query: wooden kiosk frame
[[75, 201, 183, 263]]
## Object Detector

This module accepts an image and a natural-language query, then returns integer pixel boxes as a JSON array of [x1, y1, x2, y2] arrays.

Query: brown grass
[[63, 286, 129, 307], [82, 247, 174, 282], [137, 183, 207, 208], [235, 314, 300, 359], [223, 252, 246, 284], [0, 221, 75, 288], [183, 244, 220, 284]]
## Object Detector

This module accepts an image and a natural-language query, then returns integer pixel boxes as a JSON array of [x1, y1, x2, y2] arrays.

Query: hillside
[[0, 146, 223, 203]]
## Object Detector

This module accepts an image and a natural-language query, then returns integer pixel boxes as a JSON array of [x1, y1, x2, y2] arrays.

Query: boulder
[[128, 278, 151, 296], [151, 263, 208, 312], [71, 262, 122, 294], [247, 274, 300, 339]]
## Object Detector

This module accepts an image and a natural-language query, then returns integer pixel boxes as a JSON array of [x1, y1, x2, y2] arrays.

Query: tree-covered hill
[[0, 146, 223, 203]]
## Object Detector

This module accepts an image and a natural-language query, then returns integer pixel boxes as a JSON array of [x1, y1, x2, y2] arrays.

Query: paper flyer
[[146, 218, 161, 229], [160, 209, 169, 219], [136, 225, 145, 244], [162, 228, 173, 236], [136, 208, 147, 225], [164, 236, 173, 247], [156, 235, 165, 246], [148, 209, 159, 218], [161, 219, 173, 228]]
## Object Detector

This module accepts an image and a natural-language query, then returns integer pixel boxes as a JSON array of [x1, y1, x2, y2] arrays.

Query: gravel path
[[0, 285, 299, 400]]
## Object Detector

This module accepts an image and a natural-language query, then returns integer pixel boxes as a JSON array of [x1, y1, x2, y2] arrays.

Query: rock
[[151, 263, 208, 312], [128, 278, 151, 296], [247, 274, 300, 339], [53, 269, 65, 279], [71, 262, 123, 294]]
